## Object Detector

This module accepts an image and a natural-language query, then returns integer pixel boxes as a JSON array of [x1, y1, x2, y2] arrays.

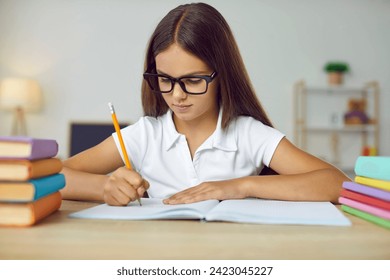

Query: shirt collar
[[163, 108, 238, 152], [211, 108, 238, 152], [163, 110, 181, 151]]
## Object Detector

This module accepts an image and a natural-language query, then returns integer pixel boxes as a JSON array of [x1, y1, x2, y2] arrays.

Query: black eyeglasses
[[143, 71, 217, 95]]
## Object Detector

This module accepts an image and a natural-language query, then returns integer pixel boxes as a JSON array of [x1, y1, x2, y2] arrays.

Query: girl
[[61, 2, 350, 206]]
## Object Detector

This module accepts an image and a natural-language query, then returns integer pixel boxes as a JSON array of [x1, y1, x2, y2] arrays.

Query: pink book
[[0, 136, 58, 160], [339, 197, 390, 220]]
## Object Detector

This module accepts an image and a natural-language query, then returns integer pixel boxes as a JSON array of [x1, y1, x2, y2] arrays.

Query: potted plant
[[324, 62, 349, 85]]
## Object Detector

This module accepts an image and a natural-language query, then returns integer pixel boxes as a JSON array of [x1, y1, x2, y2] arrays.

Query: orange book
[[0, 158, 63, 181], [0, 192, 62, 227]]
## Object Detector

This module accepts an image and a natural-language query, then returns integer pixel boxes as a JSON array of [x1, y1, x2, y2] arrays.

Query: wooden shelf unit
[[293, 80, 380, 172]]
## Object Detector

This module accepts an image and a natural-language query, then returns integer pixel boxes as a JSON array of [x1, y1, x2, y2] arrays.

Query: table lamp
[[0, 78, 43, 136]]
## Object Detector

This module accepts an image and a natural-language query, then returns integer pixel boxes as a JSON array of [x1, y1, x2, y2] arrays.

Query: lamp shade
[[0, 78, 43, 112]]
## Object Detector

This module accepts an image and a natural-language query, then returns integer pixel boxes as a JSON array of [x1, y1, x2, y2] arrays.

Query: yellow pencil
[[108, 102, 142, 206]]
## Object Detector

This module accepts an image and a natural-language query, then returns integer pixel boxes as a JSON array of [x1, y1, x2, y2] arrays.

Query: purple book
[[342, 181, 390, 202], [0, 136, 58, 160]]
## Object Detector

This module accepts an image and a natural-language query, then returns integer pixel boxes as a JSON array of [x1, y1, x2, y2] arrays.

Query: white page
[[69, 198, 219, 220], [205, 199, 351, 226]]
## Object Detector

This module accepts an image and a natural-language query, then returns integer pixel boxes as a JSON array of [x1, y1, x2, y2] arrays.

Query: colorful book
[[342, 181, 390, 201], [355, 176, 390, 191], [340, 189, 390, 211], [0, 192, 62, 227], [0, 136, 58, 160], [0, 158, 63, 181], [354, 156, 390, 181], [339, 197, 390, 220], [341, 205, 390, 229], [0, 173, 65, 202]]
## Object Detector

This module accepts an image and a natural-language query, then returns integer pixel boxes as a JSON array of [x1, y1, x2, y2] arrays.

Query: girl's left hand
[[163, 178, 249, 204]]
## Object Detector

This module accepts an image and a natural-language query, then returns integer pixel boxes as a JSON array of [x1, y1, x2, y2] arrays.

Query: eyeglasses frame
[[143, 71, 218, 95]]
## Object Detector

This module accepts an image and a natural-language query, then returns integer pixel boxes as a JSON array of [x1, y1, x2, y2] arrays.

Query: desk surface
[[0, 200, 389, 260]]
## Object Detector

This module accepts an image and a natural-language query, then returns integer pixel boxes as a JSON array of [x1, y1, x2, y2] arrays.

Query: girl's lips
[[173, 104, 192, 112], [173, 104, 191, 110]]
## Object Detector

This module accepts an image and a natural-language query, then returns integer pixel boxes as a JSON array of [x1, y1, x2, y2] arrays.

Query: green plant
[[324, 62, 349, 73]]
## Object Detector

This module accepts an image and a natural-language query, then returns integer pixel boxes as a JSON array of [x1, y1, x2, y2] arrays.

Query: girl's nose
[[171, 82, 187, 100]]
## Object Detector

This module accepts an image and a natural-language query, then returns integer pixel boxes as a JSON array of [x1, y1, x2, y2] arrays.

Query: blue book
[[354, 156, 390, 181], [0, 173, 65, 202]]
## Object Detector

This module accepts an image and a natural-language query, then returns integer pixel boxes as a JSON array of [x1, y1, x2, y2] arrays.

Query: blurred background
[[0, 0, 388, 173]]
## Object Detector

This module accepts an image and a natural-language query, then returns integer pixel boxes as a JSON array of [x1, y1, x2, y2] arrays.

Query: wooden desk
[[0, 200, 389, 260]]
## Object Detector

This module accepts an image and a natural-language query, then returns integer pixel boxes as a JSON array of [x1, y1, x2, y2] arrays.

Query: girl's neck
[[173, 108, 219, 137], [173, 107, 219, 158]]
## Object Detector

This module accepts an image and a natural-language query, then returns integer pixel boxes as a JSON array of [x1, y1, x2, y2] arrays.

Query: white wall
[[0, 0, 389, 159]]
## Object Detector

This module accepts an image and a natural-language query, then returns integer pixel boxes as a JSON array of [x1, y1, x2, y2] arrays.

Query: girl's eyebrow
[[156, 69, 210, 76]]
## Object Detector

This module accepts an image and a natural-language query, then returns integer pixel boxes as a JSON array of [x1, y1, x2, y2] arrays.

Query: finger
[[114, 167, 150, 197], [165, 183, 222, 204], [137, 184, 148, 197], [105, 190, 127, 206], [113, 167, 141, 186], [120, 170, 151, 198], [143, 179, 150, 190], [117, 180, 141, 202], [129, 177, 148, 197], [122, 170, 145, 189], [109, 186, 133, 206], [164, 188, 192, 202], [106, 176, 139, 205], [164, 188, 202, 204], [137, 187, 145, 198]]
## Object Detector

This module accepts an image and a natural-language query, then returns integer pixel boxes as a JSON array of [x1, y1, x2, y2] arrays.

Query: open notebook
[[70, 198, 351, 226]]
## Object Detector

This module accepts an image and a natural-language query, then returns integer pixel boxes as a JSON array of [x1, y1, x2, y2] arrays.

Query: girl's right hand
[[103, 167, 150, 206]]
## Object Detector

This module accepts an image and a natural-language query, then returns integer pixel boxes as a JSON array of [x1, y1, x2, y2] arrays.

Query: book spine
[[31, 192, 62, 225], [342, 181, 390, 201], [340, 189, 390, 211], [30, 173, 66, 200], [0, 191, 62, 226], [355, 176, 390, 191], [29, 139, 59, 160], [354, 156, 390, 181], [0, 137, 59, 160], [339, 197, 390, 220], [341, 205, 390, 229], [29, 158, 63, 179]]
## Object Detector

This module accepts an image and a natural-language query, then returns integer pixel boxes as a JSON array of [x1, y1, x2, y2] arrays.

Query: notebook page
[[205, 199, 351, 226], [69, 198, 219, 220]]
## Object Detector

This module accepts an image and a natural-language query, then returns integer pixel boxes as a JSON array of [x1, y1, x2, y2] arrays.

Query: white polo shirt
[[113, 109, 284, 199]]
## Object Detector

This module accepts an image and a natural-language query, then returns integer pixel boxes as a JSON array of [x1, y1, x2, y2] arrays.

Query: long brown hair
[[142, 2, 274, 129]]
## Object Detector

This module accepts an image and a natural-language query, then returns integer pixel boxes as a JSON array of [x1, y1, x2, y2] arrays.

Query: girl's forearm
[[60, 167, 107, 202], [242, 168, 350, 203]]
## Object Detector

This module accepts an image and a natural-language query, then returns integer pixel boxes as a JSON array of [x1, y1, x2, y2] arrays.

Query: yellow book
[[355, 176, 390, 191]]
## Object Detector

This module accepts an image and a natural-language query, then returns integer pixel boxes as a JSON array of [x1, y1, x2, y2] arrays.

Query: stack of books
[[0, 136, 65, 226], [339, 156, 390, 229]]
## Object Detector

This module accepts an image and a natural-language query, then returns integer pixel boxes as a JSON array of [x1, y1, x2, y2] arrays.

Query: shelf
[[305, 86, 366, 95], [302, 124, 377, 133], [293, 80, 380, 169]]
